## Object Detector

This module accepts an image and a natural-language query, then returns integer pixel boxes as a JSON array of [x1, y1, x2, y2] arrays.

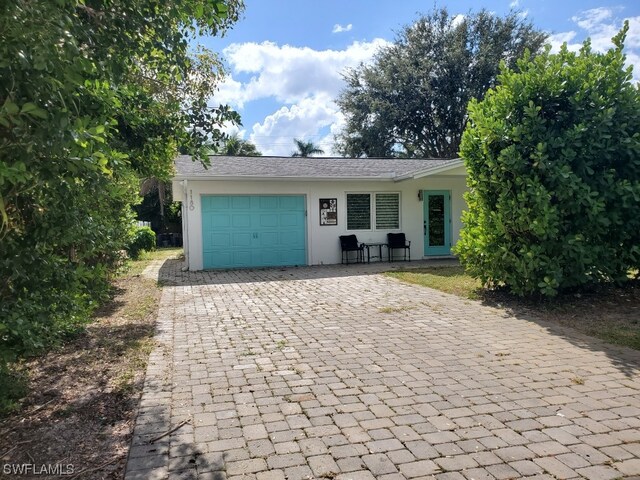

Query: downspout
[[181, 179, 190, 271]]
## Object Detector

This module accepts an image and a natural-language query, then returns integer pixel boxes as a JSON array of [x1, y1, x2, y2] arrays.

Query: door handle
[[423, 221, 426, 236]]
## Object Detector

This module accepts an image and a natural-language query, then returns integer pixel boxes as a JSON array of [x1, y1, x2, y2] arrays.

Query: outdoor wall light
[[418, 190, 423, 201]]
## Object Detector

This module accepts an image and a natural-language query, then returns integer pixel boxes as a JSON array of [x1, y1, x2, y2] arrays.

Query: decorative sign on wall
[[319, 198, 337, 225]]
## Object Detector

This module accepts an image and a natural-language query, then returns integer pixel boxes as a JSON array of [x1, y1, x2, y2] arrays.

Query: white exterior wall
[[173, 173, 467, 271]]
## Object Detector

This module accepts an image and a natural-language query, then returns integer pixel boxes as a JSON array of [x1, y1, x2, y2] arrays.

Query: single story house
[[172, 155, 467, 271]]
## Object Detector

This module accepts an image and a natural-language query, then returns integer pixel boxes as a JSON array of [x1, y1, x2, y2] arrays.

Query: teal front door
[[423, 190, 451, 256], [202, 195, 306, 269]]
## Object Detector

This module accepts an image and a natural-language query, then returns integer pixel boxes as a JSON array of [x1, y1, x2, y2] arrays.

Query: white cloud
[[509, 0, 520, 8], [249, 95, 340, 155], [451, 14, 465, 28], [209, 39, 389, 155], [571, 7, 613, 31], [547, 31, 579, 52], [332, 23, 353, 34], [549, 8, 640, 80], [219, 122, 243, 137], [214, 76, 245, 108], [627, 16, 640, 49], [627, 49, 640, 71], [214, 39, 388, 109]]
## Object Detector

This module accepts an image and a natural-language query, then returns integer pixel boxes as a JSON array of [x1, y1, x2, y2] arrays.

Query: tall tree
[[292, 138, 325, 157], [221, 133, 262, 156], [0, 0, 242, 377], [335, 8, 547, 158]]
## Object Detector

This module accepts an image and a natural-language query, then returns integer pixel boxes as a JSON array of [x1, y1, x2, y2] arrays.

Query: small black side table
[[364, 243, 387, 263]]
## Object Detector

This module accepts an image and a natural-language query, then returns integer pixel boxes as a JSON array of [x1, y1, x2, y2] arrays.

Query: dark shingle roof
[[174, 155, 462, 180]]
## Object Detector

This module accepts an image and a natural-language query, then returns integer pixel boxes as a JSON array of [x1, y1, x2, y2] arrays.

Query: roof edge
[[393, 159, 465, 181], [172, 174, 395, 182]]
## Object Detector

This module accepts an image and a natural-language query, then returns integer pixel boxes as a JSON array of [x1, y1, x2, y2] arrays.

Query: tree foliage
[[292, 138, 325, 157], [455, 24, 640, 296], [126, 226, 157, 260], [335, 8, 547, 158], [0, 0, 242, 371], [135, 179, 182, 234], [220, 133, 262, 156]]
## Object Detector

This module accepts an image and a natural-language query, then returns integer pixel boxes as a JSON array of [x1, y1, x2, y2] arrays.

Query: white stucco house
[[172, 155, 468, 271]]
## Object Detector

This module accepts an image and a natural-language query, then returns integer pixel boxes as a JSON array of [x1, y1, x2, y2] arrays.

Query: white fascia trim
[[392, 159, 465, 181]]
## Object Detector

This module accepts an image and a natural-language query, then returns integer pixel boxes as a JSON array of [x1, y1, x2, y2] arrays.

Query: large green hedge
[[455, 24, 640, 296], [0, 0, 242, 404]]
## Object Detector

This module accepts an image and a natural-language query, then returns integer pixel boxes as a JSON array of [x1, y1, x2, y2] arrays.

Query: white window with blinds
[[375, 193, 400, 229], [346, 192, 400, 231], [346, 193, 371, 230]]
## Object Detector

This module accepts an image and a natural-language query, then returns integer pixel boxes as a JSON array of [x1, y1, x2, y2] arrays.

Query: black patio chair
[[387, 233, 411, 262], [339, 234, 365, 264]]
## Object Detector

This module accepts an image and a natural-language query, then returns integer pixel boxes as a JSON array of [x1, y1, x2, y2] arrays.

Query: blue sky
[[200, 0, 640, 156]]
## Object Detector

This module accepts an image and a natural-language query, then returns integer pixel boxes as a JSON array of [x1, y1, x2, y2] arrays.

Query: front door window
[[428, 195, 445, 247]]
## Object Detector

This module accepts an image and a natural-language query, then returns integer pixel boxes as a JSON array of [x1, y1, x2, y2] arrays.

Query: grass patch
[[385, 266, 482, 299], [112, 336, 156, 394], [121, 246, 183, 276], [378, 305, 416, 314]]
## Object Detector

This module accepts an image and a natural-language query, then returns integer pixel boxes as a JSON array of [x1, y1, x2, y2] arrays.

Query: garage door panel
[[210, 233, 230, 248], [204, 251, 232, 268], [232, 214, 251, 228], [259, 232, 279, 247], [286, 250, 306, 265], [283, 230, 305, 247], [208, 196, 230, 210], [257, 250, 279, 265], [259, 214, 278, 228], [201, 197, 210, 212], [232, 251, 252, 266], [280, 212, 302, 227], [279, 196, 304, 209], [231, 196, 251, 209], [259, 196, 279, 210], [210, 214, 230, 228], [232, 232, 252, 247], [202, 195, 306, 269]]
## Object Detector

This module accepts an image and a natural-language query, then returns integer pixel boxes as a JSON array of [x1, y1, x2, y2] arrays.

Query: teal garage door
[[202, 195, 307, 269]]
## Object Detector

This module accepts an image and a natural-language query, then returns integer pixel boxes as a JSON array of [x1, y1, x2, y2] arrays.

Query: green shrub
[[0, 366, 28, 416], [455, 24, 640, 296], [0, 183, 131, 368], [0, 0, 241, 412], [127, 226, 156, 259]]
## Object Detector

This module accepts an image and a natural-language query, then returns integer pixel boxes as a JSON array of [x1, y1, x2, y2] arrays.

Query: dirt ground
[[0, 266, 163, 479]]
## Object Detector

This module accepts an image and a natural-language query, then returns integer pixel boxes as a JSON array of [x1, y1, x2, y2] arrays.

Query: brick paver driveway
[[126, 260, 640, 480]]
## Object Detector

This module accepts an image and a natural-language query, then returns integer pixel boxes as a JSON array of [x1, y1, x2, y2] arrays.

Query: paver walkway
[[126, 260, 640, 480]]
